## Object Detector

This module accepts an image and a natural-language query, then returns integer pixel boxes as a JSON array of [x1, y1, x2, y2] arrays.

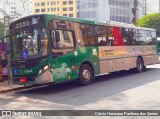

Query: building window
[[41, 2, 45, 6], [68, 7, 73, 11], [48, 8, 50, 12], [68, 1, 73, 5], [54, 8, 56, 11], [69, 14, 73, 17], [47, 1, 49, 5], [63, 14, 67, 16], [63, 7, 67, 11], [35, 9, 40, 12], [57, 1, 59, 4], [51, 8, 53, 11], [57, 8, 59, 11], [35, 2, 40, 6], [63, 1, 67, 5], [41, 9, 45, 12]]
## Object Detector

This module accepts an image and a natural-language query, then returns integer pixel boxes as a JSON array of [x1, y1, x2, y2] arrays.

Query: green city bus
[[9, 14, 159, 86]]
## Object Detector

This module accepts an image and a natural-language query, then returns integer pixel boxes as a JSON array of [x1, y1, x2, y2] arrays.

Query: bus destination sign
[[10, 15, 44, 30]]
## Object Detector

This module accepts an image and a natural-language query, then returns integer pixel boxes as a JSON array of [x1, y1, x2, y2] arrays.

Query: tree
[[137, 13, 160, 37], [0, 20, 4, 39], [19, 0, 30, 16]]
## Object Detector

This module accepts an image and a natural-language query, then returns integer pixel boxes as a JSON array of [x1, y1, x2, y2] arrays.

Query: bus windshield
[[10, 27, 48, 60]]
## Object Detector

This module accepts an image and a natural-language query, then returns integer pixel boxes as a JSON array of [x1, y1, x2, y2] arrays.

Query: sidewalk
[[0, 78, 24, 94], [0, 78, 48, 94]]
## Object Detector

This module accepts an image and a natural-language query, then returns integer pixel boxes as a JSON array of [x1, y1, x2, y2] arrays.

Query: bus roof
[[96, 21, 156, 31], [10, 14, 156, 32], [45, 14, 96, 24]]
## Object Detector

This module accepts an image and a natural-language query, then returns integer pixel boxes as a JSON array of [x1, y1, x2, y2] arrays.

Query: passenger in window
[[98, 39, 106, 46], [107, 40, 112, 46]]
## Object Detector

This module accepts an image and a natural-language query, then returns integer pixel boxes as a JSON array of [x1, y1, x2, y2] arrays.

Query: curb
[[0, 84, 47, 94], [0, 85, 34, 94]]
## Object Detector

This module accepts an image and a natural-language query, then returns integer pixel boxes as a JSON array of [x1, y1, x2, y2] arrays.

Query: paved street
[[0, 64, 160, 119]]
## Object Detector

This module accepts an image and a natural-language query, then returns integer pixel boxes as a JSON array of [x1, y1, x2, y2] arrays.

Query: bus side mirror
[[55, 31, 60, 42], [51, 31, 55, 39]]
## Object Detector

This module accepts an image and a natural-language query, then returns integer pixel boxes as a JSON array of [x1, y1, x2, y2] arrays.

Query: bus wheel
[[78, 64, 94, 86], [135, 57, 144, 73]]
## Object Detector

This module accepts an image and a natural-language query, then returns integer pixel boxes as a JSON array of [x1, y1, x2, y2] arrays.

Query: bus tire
[[134, 57, 144, 73], [78, 64, 94, 86]]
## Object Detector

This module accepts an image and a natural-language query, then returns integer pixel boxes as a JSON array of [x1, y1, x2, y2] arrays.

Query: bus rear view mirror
[[51, 31, 55, 39], [55, 31, 60, 42]]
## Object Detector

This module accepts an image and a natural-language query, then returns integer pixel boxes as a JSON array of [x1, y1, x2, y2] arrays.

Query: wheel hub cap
[[82, 69, 90, 81]]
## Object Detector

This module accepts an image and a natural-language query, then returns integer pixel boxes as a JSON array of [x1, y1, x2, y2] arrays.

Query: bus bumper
[[12, 70, 53, 85]]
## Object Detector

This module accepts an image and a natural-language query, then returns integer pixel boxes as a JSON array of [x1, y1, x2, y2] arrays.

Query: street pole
[[132, 0, 138, 25]]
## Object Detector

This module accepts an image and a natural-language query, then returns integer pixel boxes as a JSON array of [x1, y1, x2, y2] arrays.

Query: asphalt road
[[0, 64, 160, 119]]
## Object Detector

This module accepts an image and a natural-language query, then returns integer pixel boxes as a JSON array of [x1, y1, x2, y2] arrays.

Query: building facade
[[137, 0, 160, 18], [137, 0, 146, 19], [0, 0, 16, 19], [78, 0, 133, 23], [109, 0, 132, 23], [146, 0, 160, 14], [33, 0, 77, 18], [16, 0, 33, 17], [77, 0, 110, 21], [0, 0, 33, 21]]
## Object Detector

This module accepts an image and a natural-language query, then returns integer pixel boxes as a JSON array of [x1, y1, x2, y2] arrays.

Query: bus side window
[[98, 37, 107, 46], [145, 31, 153, 45], [151, 31, 156, 45], [95, 25, 107, 46], [138, 30, 146, 45], [52, 29, 74, 48], [120, 28, 129, 45], [106, 27, 114, 46], [82, 25, 96, 46]]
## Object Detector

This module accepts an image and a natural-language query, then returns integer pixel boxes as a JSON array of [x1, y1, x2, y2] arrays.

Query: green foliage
[[0, 21, 4, 39], [137, 13, 160, 37]]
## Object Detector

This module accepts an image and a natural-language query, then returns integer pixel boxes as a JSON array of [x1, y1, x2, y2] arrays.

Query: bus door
[[50, 29, 76, 82]]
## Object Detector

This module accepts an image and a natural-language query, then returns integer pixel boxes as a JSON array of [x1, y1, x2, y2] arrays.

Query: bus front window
[[10, 28, 48, 60]]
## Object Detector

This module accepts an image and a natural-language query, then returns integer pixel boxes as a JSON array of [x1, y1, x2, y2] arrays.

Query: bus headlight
[[38, 65, 49, 75], [44, 65, 49, 70], [38, 69, 43, 74]]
